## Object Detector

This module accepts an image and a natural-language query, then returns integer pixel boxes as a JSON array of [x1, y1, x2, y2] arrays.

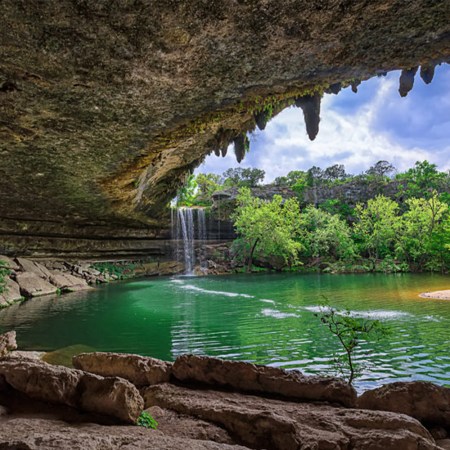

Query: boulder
[[357, 381, 450, 429], [0, 358, 144, 423], [0, 277, 22, 305], [49, 271, 89, 292], [144, 383, 439, 450], [73, 352, 172, 386], [16, 271, 58, 297], [79, 374, 144, 423], [172, 354, 356, 407], [0, 255, 19, 271], [15, 258, 53, 280], [0, 418, 244, 450], [0, 331, 17, 358]]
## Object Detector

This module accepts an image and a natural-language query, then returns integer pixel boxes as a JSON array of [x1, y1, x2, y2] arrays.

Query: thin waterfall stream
[[172, 207, 207, 275]]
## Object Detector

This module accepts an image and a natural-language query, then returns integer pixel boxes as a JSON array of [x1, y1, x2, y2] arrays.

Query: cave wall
[[1, 0, 449, 256]]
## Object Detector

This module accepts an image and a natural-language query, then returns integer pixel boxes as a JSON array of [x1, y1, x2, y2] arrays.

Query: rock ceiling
[[0, 0, 449, 254]]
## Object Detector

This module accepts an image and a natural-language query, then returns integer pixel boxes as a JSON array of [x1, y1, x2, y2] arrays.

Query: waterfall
[[172, 208, 207, 275]]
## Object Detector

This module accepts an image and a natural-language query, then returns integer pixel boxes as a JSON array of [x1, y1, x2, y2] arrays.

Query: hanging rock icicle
[[220, 144, 228, 157], [398, 67, 418, 97], [233, 134, 249, 163], [295, 93, 322, 141], [351, 80, 361, 93], [420, 64, 435, 84], [326, 83, 342, 95], [254, 109, 270, 131]]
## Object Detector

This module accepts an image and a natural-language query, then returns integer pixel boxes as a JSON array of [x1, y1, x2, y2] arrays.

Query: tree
[[196, 173, 222, 202], [315, 303, 389, 385], [365, 160, 396, 179], [176, 174, 197, 206], [398, 193, 450, 270], [274, 170, 307, 187], [306, 166, 324, 186], [397, 160, 449, 199], [222, 168, 265, 188], [299, 206, 356, 261], [323, 164, 347, 183], [231, 188, 302, 271], [353, 195, 400, 267]]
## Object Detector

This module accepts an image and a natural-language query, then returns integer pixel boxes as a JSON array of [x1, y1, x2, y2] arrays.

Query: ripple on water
[[260, 309, 300, 319], [178, 284, 254, 298]]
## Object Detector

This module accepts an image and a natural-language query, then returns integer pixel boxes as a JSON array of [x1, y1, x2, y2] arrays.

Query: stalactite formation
[[295, 93, 322, 141], [398, 67, 419, 97]]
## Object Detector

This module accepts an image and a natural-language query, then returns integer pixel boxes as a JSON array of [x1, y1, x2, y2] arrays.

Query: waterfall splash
[[172, 208, 207, 275]]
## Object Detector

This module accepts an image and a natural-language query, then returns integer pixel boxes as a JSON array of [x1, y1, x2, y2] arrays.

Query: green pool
[[1, 272, 449, 391]]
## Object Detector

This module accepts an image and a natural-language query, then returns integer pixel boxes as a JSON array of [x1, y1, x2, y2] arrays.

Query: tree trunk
[[247, 238, 260, 272]]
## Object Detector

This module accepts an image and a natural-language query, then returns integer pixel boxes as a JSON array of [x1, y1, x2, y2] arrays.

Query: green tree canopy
[[299, 206, 356, 260], [222, 167, 265, 188], [231, 188, 302, 270], [397, 193, 450, 270], [397, 160, 450, 199], [196, 173, 222, 201], [353, 195, 401, 264]]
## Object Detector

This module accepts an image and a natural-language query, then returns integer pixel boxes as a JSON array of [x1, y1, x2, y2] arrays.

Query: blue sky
[[196, 64, 450, 183]]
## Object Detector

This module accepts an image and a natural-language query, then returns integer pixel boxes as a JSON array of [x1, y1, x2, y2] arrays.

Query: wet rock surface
[[172, 354, 357, 407], [73, 352, 172, 386]]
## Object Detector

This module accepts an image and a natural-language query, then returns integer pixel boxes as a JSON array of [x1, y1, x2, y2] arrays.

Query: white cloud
[[197, 67, 450, 182]]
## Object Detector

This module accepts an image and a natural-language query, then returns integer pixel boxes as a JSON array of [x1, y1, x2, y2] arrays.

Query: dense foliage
[[174, 160, 449, 272], [231, 188, 302, 271]]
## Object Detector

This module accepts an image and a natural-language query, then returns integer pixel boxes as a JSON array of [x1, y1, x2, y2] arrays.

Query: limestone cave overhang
[[0, 0, 449, 256]]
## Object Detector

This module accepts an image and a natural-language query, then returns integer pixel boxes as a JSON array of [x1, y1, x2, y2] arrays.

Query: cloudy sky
[[196, 64, 450, 183]]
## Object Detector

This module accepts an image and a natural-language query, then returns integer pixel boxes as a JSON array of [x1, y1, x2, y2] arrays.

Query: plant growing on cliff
[[0, 260, 9, 294], [136, 411, 158, 430], [315, 303, 389, 385]]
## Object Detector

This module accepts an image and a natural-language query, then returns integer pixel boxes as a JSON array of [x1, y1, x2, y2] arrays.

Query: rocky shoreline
[[0, 331, 449, 449], [0, 256, 184, 309]]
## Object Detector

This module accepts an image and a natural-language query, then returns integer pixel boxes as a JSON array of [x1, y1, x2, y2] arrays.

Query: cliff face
[[1, 0, 449, 256]]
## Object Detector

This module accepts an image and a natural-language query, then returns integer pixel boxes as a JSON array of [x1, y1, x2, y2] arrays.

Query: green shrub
[[136, 411, 158, 429]]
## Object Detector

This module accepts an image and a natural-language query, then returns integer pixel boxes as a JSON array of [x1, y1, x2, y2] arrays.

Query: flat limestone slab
[[15, 272, 58, 297], [420, 290, 450, 300]]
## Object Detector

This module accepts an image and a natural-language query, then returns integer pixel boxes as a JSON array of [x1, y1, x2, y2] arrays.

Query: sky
[[196, 64, 450, 183]]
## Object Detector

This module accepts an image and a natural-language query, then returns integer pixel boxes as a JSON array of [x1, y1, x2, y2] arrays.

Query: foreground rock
[[172, 354, 356, 407], [0, 358, 143, 423], [144, 383, 439, 450], [358, 381, 450, 430], [0, 418, 244, 450], [73, 352, 172, 386], [0, 331, 17, 358]]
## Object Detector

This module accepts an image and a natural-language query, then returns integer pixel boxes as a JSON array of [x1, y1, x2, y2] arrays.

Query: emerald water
[[1, 273, 449, 391]]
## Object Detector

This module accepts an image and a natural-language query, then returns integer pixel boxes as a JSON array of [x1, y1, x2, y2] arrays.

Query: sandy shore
[[419, 290, 450, 300]]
